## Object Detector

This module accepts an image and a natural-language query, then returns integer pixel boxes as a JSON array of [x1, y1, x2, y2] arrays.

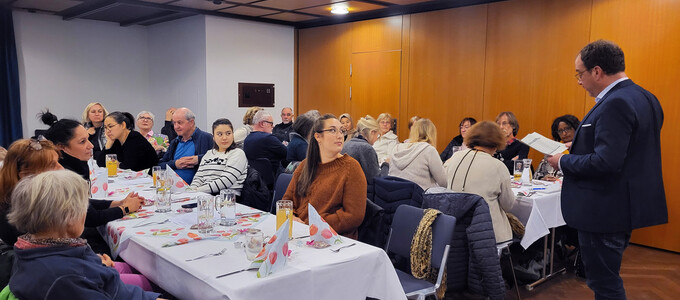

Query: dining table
[[98, 170, 407, 300], [509, 179, 567, 290]]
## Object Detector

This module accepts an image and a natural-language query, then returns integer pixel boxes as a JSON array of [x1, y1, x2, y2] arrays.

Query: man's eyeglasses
[[319, 128, 347, 136], [138, 116, 153, 121], [557, 127, 574, 135], [262, 121, 274, 126], [574, 69, 587, 80]]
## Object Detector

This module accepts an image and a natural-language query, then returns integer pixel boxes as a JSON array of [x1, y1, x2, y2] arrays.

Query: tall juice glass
[[151, 166, 161, 187], [276, 200, 293, 238], [106, 154, 118, 177]]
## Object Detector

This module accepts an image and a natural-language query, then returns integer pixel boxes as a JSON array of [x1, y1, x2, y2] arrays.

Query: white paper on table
[[520, 132, 567, 156]]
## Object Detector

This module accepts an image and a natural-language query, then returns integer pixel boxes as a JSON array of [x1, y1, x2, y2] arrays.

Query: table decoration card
[[250, 220, 291, 278], [90, 169, 109, 198], [167, 167, 189, 193], [308, 203, 343, 245]]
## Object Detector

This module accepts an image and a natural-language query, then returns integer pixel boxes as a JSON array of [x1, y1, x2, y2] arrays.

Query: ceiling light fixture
[[330, 4, 349, 15]]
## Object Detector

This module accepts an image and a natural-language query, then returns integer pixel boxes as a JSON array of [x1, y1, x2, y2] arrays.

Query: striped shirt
[[190, 148, 248, 195]]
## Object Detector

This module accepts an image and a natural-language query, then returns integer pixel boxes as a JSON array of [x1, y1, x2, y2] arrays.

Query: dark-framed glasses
[[557, 127, 574, 135], [319, 128, 347, 136]]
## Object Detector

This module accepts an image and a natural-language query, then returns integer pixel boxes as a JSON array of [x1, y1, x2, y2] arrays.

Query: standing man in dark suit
[[548, 40, 667, 299]]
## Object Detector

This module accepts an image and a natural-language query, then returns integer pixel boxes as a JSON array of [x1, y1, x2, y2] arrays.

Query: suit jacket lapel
[[572, 79, 633, 143]]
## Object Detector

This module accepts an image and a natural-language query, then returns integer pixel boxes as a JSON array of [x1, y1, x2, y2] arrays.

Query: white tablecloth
[[102, 175, 406, 300], [509, 183, 565, 249]]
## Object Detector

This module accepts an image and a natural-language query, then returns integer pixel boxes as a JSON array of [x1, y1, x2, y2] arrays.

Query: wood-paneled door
[[350, 51, 402, 132]]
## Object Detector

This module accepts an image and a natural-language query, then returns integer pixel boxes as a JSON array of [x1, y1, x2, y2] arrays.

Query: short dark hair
[[550, 114, 580, 141], [495, 111, 519, 136], [579, 40, 625, 75], [211, 118, 236, 152], [464, 121, 506, 151], [105, 111, 135, 130], [459, 117, 477, 134], [292, 112, 319, 140]]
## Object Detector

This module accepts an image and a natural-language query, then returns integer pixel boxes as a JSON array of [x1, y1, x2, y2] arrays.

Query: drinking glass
[[521, 158, 533, 186], [197, 195, 215, 233], [155, 186, 172, 213], [216, 189, 236, 226], [106, 154, 118, 177], [245, 229, 264, 261], [513, 160, 524, 182], [276, 200, 293, 238], [151, 166, 161, 188]]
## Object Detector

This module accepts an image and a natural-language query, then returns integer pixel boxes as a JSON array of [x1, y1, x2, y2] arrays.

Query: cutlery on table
[[330, 242, 356, 253], [185, 248, 228, 262], [132, 218, 169, 228], [216, 266, 259, 278]]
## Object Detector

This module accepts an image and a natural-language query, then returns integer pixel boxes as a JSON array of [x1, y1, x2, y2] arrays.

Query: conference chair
[[270, 173, 293, 213], [248, 158, 275, 189], [498, 240, 522, 300], [385, 205, 456, 300]]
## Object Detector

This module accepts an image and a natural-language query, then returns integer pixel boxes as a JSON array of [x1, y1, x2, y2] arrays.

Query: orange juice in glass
[[151, 166, 161, 187], [106, 154, 118, 177], [276, 200, 293, 238]]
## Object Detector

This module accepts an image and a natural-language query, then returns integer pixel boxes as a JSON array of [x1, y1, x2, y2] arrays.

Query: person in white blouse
[[190, 119, 248, 195], [372, 112, 399, 163]]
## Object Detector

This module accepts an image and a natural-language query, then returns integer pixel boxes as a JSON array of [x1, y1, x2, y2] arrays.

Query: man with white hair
[[272, 107, 294, 143], [243, 110, 287, 175], [159, 107, 213, 184]]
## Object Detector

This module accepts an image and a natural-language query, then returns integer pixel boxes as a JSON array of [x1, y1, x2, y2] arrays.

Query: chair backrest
[[249, 158, 275, 187], [358, 198, 386, 248], [270, 173, 294, 213], [386, 205, 456, 271], [239, 166, 272, 212]]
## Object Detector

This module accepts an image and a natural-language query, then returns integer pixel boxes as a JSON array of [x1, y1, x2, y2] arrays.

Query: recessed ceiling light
[[330, 4, 349, 15]]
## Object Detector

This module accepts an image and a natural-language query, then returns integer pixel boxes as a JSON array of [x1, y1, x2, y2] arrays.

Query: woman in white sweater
[[388, 118, 447, 190], [444, 121, 516, 243], [372, 113, 399, 163], [190, 119, 248, 195]]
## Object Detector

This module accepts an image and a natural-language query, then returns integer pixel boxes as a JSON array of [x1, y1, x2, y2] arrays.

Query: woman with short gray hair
[[8, 170, 163, 299]]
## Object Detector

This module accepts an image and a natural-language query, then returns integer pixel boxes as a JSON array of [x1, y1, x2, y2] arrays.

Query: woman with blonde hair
[[234, 106, 263, 147], [388, 118, 446, 190], [444, 121, 516, 243], [372, 112, 398, 163], [341, 115, 381, 181], [82, 102, 109, 161]]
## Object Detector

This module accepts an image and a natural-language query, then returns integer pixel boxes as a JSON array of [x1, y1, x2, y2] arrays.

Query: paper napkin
[[250, 220, 291, 278], [87, 158, 99, 180], [308, 203, 343, 245], [166, 166, 188, 193], [90, 169, 109, 198]]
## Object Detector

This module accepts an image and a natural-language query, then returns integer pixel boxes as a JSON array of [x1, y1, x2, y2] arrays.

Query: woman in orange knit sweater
[[282, 114, 367, 239]]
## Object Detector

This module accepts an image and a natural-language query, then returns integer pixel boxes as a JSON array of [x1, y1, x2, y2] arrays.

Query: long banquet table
[[100, 174, 406, 300]]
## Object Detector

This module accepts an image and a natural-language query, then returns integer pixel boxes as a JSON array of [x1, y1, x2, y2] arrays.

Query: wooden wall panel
[[350, 51, 402, 123], [590, 0, 680, 252], [351, 16, 403, 53], [297, 23, 351, 115], [406, 6, 488, 152], [484, 0, 592, 164]]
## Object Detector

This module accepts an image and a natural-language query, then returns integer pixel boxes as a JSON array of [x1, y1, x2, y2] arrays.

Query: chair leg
[[503, 247, 522, 300]]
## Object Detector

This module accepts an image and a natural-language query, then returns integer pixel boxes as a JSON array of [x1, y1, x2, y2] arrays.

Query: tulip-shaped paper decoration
[[90, 169, 109, 198], [250, 220, 291, 278], [88, 158, 98, 180], [165, 166, 188, 193], [308, 203, 343, 245]]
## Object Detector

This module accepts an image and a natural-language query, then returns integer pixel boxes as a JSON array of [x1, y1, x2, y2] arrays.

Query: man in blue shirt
[[159, 107, 213, 184]]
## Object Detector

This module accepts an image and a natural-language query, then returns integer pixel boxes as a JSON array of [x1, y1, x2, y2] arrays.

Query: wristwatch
[[123, 206, 130, 214]]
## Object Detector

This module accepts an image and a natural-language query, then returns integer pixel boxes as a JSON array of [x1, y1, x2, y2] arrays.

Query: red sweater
[[282, 154, 367, 239]]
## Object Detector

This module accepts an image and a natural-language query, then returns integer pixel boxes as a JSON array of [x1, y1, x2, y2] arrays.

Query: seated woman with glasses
[[282, 114, 366, 239], [136, 111, 168, 155], [388, 118, 447, 190], [534, 114, 580, 181], [7, 170, 162, 299], [444, 121, 517, 244], [372, 113, 399, 163], [96, 111, 158, 171], [190, 118, 248, 195], [440, 117, 477, 162]]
